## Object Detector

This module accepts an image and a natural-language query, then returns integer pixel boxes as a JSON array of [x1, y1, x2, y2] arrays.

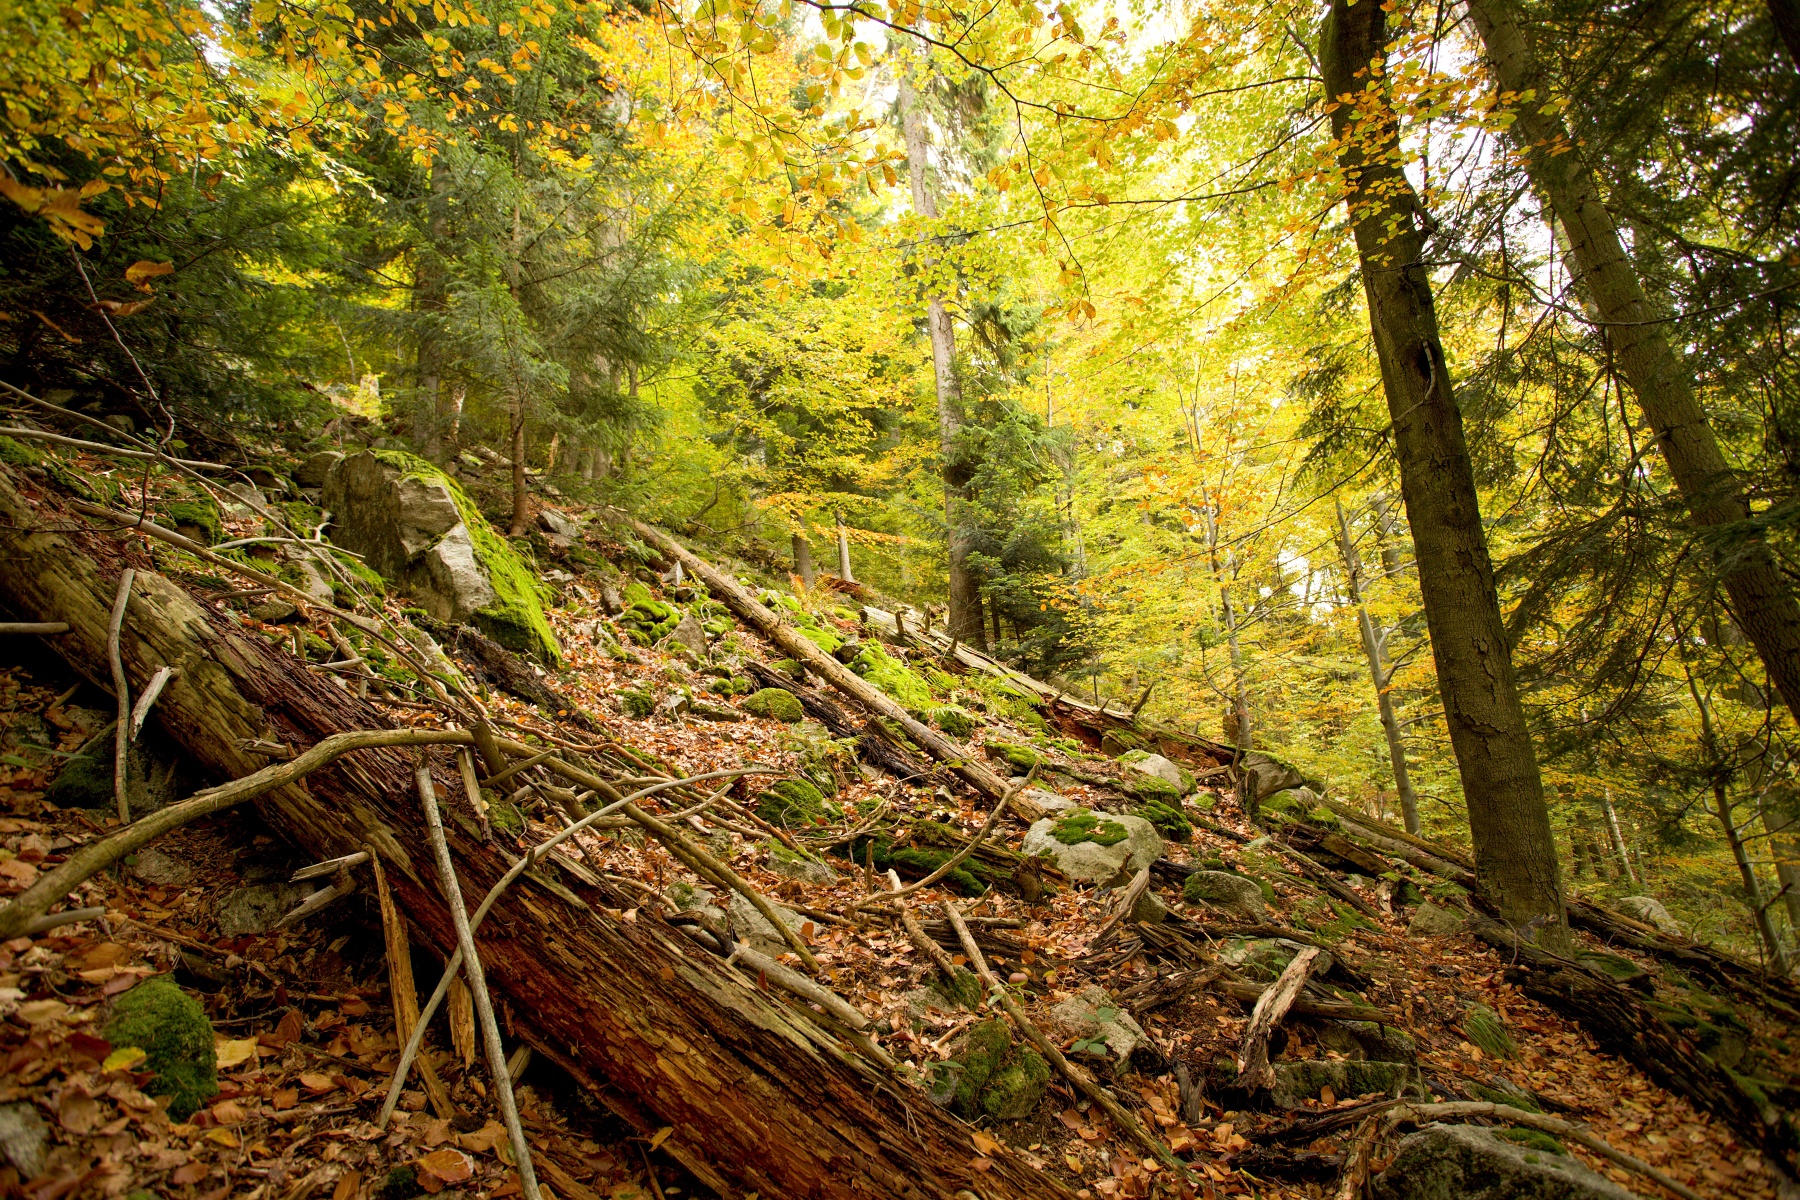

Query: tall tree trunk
[[1762, 794, 1800, 941], [1684, 664, 1791, 973], [1467, 0, 1800, 731], [507, 391, 528, 536], [1336, 500, 1421, 832], [0, 473, 1068, 1200], [898, 67, 984, 649], [1600, 784, 1638, 884], [1203, 504, 1251, 749], [835, 511, 854, 583], [1322, 0, 1569, 949], [792, 532, 816, 588], [416, 163, 454, 461], [1772, 0, 1800, 72]]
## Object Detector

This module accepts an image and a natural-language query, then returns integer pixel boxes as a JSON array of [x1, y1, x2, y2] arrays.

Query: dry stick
[[23, 906, 107, 936], [128, 666, 175, 739], [415, 766, 542, 1200], [1270, 840, 1384, 921], [1386, 1102, 1702, 1200], [0, 727, 477, 940], [944, 903, 1191, 1179], [1211, 980, 1391, 1024], [107, 568, 135, 824], [291, 850, 371, 882], [485, 749, 558, 791], [1332, 1116, 1379, 1200], [376, 768, 772, 1127], [1236, 946, 1322, 1091], [719, 941, 898, 1072], [0, 423, 233, 472], [1089, 864, 1153, 947], [0, 622, 70, 634], [890, 872, 963, 982], [622, 803, 823, 974], [847, 765, 1038, 913]]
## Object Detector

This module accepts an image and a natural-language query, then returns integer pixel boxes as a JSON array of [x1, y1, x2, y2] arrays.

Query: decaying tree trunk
[[0, 469, 1069, 1200]]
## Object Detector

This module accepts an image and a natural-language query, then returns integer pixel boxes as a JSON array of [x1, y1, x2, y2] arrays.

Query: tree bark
[[1203, 503, 1251, 749], [1322, 0, 1569, 949], [898, 67, 984, 649], [1599, 784, 1638, 885], [792, 531, 816, 589], [834, 510, 854, 584], [1336, 500, 1420, 832], [0, 470, 1069, 1200], [1467, 0, 1800, 732]]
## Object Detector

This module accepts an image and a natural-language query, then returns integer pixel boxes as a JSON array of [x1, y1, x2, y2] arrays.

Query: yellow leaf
[[214, 1037, 259, 1069], [205, 1127, 240, 1148], [124, 260, 175, 290], [103, 1045, 149, 1072], [647, 1126, 674, 1150], [970, 1130, 1002, 1157]]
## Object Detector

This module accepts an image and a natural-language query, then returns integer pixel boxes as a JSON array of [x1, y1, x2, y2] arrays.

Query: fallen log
[[617, 514, 1053, 820], [0, 470, 1072, 1200]]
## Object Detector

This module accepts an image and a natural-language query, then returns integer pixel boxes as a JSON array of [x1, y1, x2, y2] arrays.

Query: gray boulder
[[1241, 750, 1316, 800], [326, 451, 489, 619], [216, 882, 313, 936], [1050, 985, 1145, 1061], [1117, 750, 1194, 795], [670, 614, 710, 658], [728, 891, 811, 956], [1021, 810, 1162, 887], [1315, 1019, 1417, 1064], [1617, 896, 1682, 937], [1130, 889, 1169, 925], [1184, 869, 1267, 918], [0, 1102, 47, 1178], [1371, 1123, 1640, 1200], [1408, 901, 1467, 937], [538, 509, 580, 539], [1270, 1059, 1425, 1109], [131, 846, 197, 887], [294, 450, 344, 489], [1218, 937, 1333, 980]]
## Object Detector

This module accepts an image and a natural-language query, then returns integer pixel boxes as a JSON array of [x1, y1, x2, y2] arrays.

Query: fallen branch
[[369, 847, 455, 1119], [945, 903, 1190, 1180], [107, 568, 134, 823], [1386, 1101, 1701, 1200], [0, 622, 69, 634], [0, 727, 478, 940], [1236, 946, 1321, 1090], [1331, 1116, 1379, 1200], [417, 766, 543, 1200], [23, 906, 107, 936], [1213, 980, 1392, 1024], [1089, 865, 1153, 947], [0, 422, 232, 472], [128, 666, 175, 739]]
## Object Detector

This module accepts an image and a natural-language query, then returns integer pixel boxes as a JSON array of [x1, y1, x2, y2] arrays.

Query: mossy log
[[0, 470, 1071, 1200], [1470, 914, 1796, 1172]]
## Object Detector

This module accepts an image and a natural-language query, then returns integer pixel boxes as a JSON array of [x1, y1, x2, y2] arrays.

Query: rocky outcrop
[[322, 450, 558, 661], [1183, 870, 1267, 918], [1371, 1123, 1640, 1200], [1118, 750, 1194, 795], [1269, 1059, 1425, 1109], [1050, 985, 1145, 1061], [1408, 901, 1467, 937]]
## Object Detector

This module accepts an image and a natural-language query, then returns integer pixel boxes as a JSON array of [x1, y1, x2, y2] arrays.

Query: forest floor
[[0, 446, 1785, 1200]]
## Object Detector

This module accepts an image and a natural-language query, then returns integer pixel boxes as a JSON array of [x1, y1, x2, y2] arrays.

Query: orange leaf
[[418, 1147, 474, 1184], [124, 260, 175, 291]]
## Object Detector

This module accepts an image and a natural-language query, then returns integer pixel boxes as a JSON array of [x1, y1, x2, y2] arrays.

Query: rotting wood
[[1235, 946, 1320, 1091], [0, 470, 1075, 1200], [106, 567, 134, 823], [369, 847, 456, 1120]]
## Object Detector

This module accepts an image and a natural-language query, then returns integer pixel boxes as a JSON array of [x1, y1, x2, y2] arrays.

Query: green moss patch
[[1052, 809, 1129, 847], [846, 829, 996, 896], [158, 497, 222, 545], [617, 689, 655, 718], [1100, 728, 1146, 755], [928, 705, 978, 739], [104, 976, 218, 1119], [370, 450, 560, 663], [743, 688, 805, 723], [1496, 1128, 1565, 1155], [1134, 798, 1191, 842], [757, 778, 838, 826], [1463, 1003, 1518, 1060], [984, 742, 1043, 773], [849, 643, 932, 711], [0, 434, 44, 467], [933, 1020, 1048, 1121]]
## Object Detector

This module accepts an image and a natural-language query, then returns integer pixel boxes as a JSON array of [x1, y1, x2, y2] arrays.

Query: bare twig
[[416, 766, 542, 1200], [1332, 1116, 1379, 1200], [0, 622, 70, 634], [107, 568, 135, 823], [23, 906, 108, 935], [944, 903, 1190, 1179], [128, 666, 174, 739], [1089, 864, 1152, 946]]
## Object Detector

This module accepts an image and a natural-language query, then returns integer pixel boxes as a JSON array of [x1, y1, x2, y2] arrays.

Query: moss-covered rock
[[935, 1020, 1048, 1121], [1127, 774, 1183, 805], [757, 778, 838, 826], [1134, 798, 1191, 842], [1100, 728, 1146, 755], [932, 967, 984, 1009], [928, 705, 978, 739], [793, 613, 845, 655], [158, 497, 222, 545], [1463, 1003, 1518, 1060], [983, 742, 1043, 773], [1051, 809, 1129, 847], [617, 689, 655, 718], [848, 832, 993, 895], [104, 976, 218, 1119], [743, 687, 805, 723], [0, 434, 44, 467], [1495, 1127, 1566, 1155], [773, 658, 806, 680], [706, 675, 754, 697], [849, 643, 932, 711], [618, 597, 682, 646]]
